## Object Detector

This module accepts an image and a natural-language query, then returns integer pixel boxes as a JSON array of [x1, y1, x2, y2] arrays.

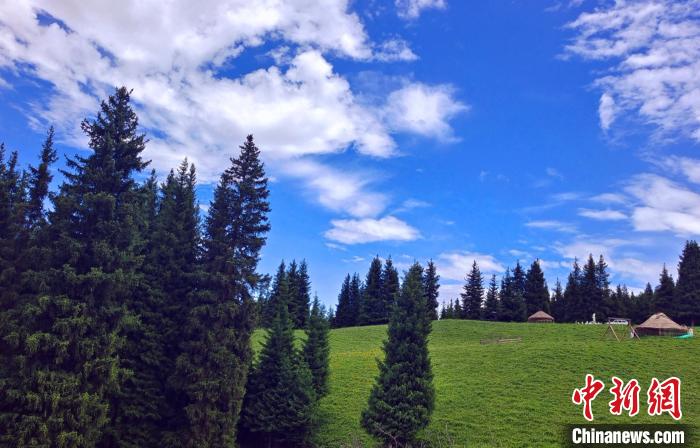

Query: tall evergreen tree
[[349, 273, 363, 326], [174, 135, 270, 446], [362, 257, 386, 325], [240, 297, 315, 447], [550, 279, 565, 321], [0, 138, 54, 446], [361, 263, 434, 446], [334, 274, 354, 328], [675, 241, 700, 324], [596, 255, 615, 320], [304, 296, 330, 398], [579, 255, 599, 322], [264, 261, 288, 327], [524, 260, 549, 316], [499, 267, 526, 322], [382, 257, 400, 318], [3, 88, 150, 447], [483, 274, 500, 321], [564, 259, 583, 322], [635, 284, 655, 323], [292, 260, 311, 328], [143, 160, 200, 445], [654, 265, 676, 316], [423, 259, 440, 321], [461, 261, 484, 319]]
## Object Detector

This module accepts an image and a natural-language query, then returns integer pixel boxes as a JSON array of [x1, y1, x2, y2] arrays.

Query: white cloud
[[525, 220, 577, 233], [384, 83, 467, 140], [436, 251, 505, 281], [625, 173, 700, 235], [566, 0, 700, 142], [395, 0, 446, 20], [590, 192, 628, 204], [374, 38, 418, 62], [546, 167, 564, 180], [659, 155, 700, 184], [283, 159, 387, 218], [324, 216, 420, 244], [0, 0, 464, 237], [598, 92, 616, 130], [578, 208, 627, 221]]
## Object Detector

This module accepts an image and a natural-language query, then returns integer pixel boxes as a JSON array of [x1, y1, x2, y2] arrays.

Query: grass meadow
[[253, 319, 699, 447]]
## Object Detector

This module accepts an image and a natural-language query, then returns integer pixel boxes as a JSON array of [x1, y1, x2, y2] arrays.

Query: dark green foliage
[[483, 274, 500, 321], [292, 260, 311, 328], [1, 87, 150, 447], [564, 260, 583, 322], [361, 263, 434, 446], [333, 274, 354, 328], [550, 279, 565, 321], [423, 260, 440, 321], [26, 127, 57, 227], [304, 296, 330, 398], [579, 255, 599, 322], [362, 257, 386, 325], [461, 261, 484, 320], [524, 260, 549, 316], [240, 299, 316, 447], [173, 135, 269, 447], [498, 267, 526, 322], [264, 261, 288, 327], [675, 241, 700, 324], [349, 274, 363, 325], [382, 257, 400, 317], [654, 265, 676, 316]]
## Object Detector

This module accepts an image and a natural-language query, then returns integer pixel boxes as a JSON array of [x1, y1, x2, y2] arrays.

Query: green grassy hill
[[253, 319, 699, 447]]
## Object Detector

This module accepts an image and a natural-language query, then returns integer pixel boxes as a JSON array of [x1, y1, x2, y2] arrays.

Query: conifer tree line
[[0, 87, 331, 448], [332, 257, 440, 328], [440, 248, 700, 325], [258, 259, 314, 328]]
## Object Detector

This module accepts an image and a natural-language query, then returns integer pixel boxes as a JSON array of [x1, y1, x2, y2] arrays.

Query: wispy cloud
[[436, 251, 505, 282], [395, 0, 447, 20], [526, 220, 578, 233], [566, 0, 700, 143], [578, 208, 627, 221], [324, 216, 421, 244]]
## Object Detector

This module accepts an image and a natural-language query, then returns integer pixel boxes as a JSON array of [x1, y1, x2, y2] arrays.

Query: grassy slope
[[253, 319, 699, 447]]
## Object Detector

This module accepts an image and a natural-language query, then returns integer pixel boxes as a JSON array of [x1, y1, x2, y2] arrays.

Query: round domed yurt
[[635, 312, 688, 337], [527, 310, 554, 323]]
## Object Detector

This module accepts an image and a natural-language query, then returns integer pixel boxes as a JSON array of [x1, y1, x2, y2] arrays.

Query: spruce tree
[[4, 88, 150, 447], [361, 263, 434, 446], [596, 255, 615, 320], [382, 257, 400, 318], [564, 260, 583, 322], [304, 296, 330, 398], [675, 241, 700, 324], [174, 135, 269, 446], [264, 261, 288, 327], [293, 260, 311, 328], [550, 279, 565, 321], [654, 265, 676, 316], [483, 274, 500, 321], [350, 273, 363, 325], [144, 160, 200, 444], [240, 298, 315, 446], [579, 255, 599, 321], [362, 257, 386, 325], [334, 274, 353, 328], [499, 266, 526, 322], [461, 261, 484, 319], [635, 284, 655, 323], [524, 260, 549, 316], [423, 259, 440, 320]]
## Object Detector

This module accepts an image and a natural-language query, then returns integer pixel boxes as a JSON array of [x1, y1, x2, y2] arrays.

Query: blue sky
[[2, 0, 700, 308]]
